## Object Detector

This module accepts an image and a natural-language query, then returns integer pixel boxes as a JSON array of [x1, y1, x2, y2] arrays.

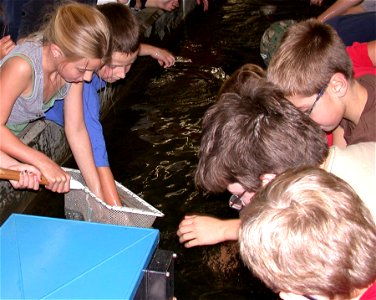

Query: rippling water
[[27, 1, 321, 298]]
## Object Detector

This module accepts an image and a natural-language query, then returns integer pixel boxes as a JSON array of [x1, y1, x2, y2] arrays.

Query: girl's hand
[[8, 163, 42, 190], [0, 36, 16, 59], [37, 159, 70, 193], [151, 48, 175, 68]]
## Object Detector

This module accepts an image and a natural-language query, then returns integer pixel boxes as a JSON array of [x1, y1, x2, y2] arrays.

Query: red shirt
[[347, 42, 376, 78], [360, 282, 376, 300]]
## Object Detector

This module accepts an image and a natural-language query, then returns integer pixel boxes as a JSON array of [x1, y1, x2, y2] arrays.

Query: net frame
[[64, 168, 164, 228]]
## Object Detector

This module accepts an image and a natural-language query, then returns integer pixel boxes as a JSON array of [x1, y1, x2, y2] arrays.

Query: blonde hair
[[40, 2, 111, 62], [267, 19, 353, 97], [239, 166, 376, 298]]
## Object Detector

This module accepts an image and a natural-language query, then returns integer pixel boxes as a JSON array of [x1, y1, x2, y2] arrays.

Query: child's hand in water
[[152, 48, 176, 68], [177, 215, 240, 247]]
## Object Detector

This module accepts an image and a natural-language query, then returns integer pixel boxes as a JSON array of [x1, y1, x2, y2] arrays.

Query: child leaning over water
[[239, 166, 376, 300], [45, 2, 175, 206], [177, 64, 376, 248], [0, 3, 111, 198], [267, 19, 376, 147]]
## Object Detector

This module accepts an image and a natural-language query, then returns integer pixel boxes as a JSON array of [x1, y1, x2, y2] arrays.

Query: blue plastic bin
[[1, 214, 159, 299]]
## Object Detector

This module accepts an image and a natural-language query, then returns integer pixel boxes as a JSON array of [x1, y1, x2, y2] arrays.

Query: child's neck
[[42, 45, 60, 76], [343, 79, 368, 125]]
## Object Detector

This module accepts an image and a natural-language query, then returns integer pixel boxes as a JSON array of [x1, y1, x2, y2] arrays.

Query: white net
[[64, 168, 164, 228]]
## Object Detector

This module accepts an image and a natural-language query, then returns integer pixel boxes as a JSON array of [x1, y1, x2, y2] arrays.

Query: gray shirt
[[1, 41, 70, 131]]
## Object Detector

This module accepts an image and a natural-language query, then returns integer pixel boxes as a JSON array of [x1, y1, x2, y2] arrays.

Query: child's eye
[[77, 68, 86, 73]]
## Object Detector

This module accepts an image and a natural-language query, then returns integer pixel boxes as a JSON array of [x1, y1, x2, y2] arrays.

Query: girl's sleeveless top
[[361, 0, 376, 12], [0, 41, 70, 134]]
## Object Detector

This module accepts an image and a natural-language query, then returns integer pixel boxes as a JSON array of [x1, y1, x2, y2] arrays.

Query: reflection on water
[[26, 0, 321, 299], [104, 57, 276, 300]]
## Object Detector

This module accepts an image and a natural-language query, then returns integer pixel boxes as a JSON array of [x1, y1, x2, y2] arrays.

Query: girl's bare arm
[[0, 57, 69, 192], [64, 82, 104, 200]]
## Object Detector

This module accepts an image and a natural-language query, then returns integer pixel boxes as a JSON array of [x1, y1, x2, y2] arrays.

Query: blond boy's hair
[[239, 166, 376, 298], [267, 19, 353, 97]]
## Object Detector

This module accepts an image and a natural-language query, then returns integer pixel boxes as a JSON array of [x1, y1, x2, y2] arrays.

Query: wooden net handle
[[0, 168, 49, 185]]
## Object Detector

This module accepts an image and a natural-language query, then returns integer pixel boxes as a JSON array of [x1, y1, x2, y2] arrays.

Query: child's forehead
[[71, 57, 102, 70], [109, 51, 138, 66]]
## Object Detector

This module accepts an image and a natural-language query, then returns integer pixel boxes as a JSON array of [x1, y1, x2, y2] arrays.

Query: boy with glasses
[[267, 19, 376, 147], [177, 67, 376, 248]]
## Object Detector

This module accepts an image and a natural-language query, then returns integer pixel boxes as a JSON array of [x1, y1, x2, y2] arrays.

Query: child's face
[[288, 91, 345, 132], [58, 58, 102, 83], [227, 182, 255, 209], [97, 51, 138, 83]]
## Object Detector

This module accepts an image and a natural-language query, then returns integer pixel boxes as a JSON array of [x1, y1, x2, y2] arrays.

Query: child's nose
[[83, 70, 94, 82]]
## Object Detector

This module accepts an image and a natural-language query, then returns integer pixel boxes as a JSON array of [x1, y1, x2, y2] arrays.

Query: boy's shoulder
[[325, 142, 376, 221], [357, 74, 376, 111]]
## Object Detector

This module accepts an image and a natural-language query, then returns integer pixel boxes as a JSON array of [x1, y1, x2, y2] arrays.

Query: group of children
[[1, 1, 375, 299], [0, 1, 175, 205], [177, 18, 376, 300]]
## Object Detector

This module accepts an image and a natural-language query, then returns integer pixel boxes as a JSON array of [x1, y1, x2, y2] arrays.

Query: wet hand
[[153, 49, 176, 68], [177, 215, 229, 248]]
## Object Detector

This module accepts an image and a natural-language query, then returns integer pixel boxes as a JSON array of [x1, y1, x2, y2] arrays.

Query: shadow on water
[[26, 0, 323, 299]]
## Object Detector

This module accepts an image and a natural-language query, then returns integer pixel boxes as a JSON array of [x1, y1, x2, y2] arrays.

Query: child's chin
[[104, 77, 117, 83]]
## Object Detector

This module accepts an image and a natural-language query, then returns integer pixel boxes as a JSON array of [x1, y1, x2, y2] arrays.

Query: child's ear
[[50, 44, 63, 58], [328, 73, 348, 98], [259, 173, 276, 186]]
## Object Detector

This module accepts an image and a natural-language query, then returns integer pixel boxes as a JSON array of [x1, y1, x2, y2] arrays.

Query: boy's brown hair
[[98, 3, 140, 56], [267, 19, 353, 97], [239, 166, 376, 298], [218, 63, 265, 95], [194, 68, 328, 193]]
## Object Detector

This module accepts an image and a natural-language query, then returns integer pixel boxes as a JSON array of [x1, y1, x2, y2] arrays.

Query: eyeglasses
[[229, 190, 246, 211], [306, 84, 328, 116]]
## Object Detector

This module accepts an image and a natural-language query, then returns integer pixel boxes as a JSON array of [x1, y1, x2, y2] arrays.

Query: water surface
[[27, 1, 322, 298]]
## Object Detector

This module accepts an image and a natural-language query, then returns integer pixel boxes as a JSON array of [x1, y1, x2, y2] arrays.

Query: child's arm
[[63, 82, 104, 200], [177, 215, 240, 248], [139, 43, 175, 68], [97, 166, 122, 206], [82, 79, 122, 206], [0, 57, 70, 193], [317, 0, 363, 22]]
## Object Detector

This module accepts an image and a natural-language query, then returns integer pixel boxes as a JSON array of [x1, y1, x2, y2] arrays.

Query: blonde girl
[[0, 3, 111, 198]]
